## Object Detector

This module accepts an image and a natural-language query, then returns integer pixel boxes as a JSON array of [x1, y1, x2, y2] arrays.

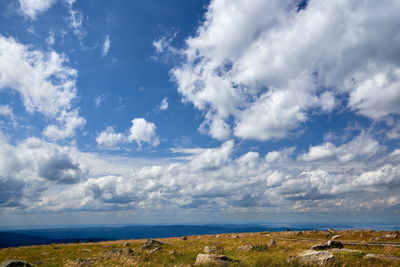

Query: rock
[[140, 239, 164, 250], [231, 235, 240, 239], [181, 236, 188, 240], [383, 234, 398, 239], [105, 248, 136, 257], [311, 240, 343, 250], [267, 239, 276, 248], [327, 240, 344, 248], [331, 235, 341, 240], [81, 249, 92, 252], [363, 254, 400, 262], [295, 250, 334, 266], [0, 260, 31, 267], [194, 254, 233, 266], [311, 243, 330, 250], [296, 231, 303, 235], [204, 246, 217, 254], [237, 245, 253, 252], [215, 235, 221, 238], [123, 242, 130, 247]]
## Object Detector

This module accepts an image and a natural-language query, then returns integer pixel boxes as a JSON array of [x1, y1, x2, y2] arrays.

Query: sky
[[0, 0, 399, 227]]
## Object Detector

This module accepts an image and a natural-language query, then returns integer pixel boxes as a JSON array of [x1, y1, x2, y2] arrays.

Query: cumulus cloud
[[299, 132, 382, 163], [0, 136, 86, 207], [0, 35, 85, 140], [96, 127, 126, 149], [96, 118, 160, 149], [172, 0, 400, 141], [102, 35, 110, 56], [128, 118, 160, 148], [18, 0, 57, 19]]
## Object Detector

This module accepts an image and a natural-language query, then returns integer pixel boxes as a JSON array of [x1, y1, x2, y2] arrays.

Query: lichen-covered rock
[[296, 250, 334, 265], [194, 254, 233, 266]]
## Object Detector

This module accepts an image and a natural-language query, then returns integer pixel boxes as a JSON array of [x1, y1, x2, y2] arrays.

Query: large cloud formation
[[2, 133, 398, 215], [173, 0, 400, 140]]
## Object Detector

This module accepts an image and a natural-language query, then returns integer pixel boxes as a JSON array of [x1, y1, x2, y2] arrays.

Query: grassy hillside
[[0, 230, 399, 266]]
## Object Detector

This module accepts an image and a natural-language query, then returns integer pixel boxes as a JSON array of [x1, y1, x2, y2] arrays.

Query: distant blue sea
[[0, 223, 399, 248]]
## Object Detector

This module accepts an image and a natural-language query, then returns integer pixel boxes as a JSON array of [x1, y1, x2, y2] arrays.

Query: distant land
[[1, 223, 399, 248]]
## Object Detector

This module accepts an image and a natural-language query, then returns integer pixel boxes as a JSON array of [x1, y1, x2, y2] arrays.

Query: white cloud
[[299, 132, 382, 163], [94, 94, 106, 107], [102, 35, 110, 56], [0, 35, 85, 140], [128, 118, 160, 148], [0, 136, 86, 207], [14, 137, 398, 214], [18, 0, 57, 19], [172, 0, 400, 141], [96, 127, 126, 149], [158, 97, 168, 110], [96, 118, 160, 149]]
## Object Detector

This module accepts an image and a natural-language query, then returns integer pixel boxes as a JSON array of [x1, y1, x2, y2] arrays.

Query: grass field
[[1, 230, 399, 266]]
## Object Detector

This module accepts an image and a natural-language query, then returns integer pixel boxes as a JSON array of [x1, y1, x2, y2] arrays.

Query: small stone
[[181, 236, 188, 240], [194, 254, 233, 266], [296, 250, 334, 266], [231, 235, 240, 239], [0, 260, 31, 267], [123, 242, 130, 247]]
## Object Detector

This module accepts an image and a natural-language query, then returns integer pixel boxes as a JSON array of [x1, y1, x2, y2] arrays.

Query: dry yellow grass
[[0, 230, 399, 266]]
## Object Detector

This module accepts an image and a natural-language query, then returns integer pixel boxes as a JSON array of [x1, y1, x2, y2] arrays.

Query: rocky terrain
[[0, 230, 399, 266]]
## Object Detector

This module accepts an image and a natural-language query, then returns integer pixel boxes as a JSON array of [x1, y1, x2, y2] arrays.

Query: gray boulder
[[295, 250, 334, 265], [195, 254, 233, 266]]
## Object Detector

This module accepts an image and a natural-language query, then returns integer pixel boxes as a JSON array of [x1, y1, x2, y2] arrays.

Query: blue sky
[[0, 0, 400, 227]]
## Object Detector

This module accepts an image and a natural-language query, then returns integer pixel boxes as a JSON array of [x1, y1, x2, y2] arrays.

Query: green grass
[[0, 230, 399, 266]]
